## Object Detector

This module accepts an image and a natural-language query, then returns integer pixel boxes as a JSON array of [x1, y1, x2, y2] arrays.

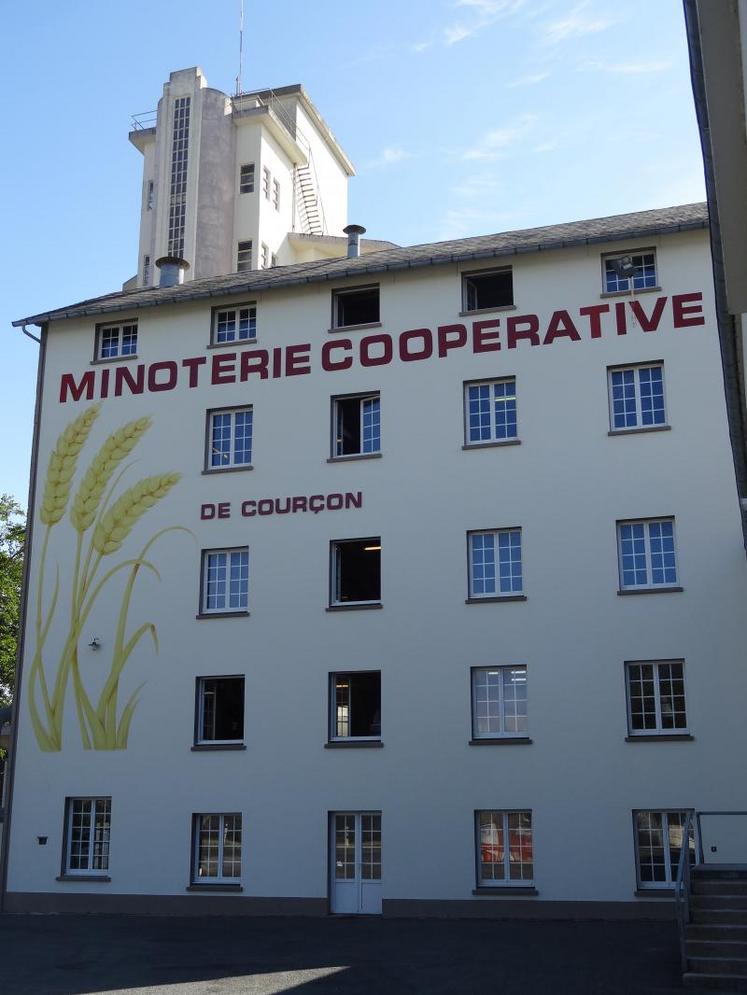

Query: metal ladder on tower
[[295, 162, 324, 235]]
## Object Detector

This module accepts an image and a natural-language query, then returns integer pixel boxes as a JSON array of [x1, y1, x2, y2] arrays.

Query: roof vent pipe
[[343, 224, 366, 259], [155, 256, 190, 288]]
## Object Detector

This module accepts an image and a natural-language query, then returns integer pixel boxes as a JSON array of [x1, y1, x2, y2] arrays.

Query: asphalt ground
[[0, 913, 695, 995]]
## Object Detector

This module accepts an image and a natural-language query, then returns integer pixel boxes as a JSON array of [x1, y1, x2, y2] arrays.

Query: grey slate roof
[[13, 203, 708, 327]]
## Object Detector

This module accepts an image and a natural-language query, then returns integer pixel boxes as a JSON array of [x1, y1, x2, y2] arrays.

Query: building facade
[[4, 195, 747, 917]]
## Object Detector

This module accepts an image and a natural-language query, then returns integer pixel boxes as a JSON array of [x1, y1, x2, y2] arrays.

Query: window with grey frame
[[201, 548, 249, 614], [330, 672, 381, 741], [63, 797, 111, 875], [96, 321, 138, 361], [332, 286, 380, 328], [192, 813, 242, 883], [330, 538, 381, 606], [471, 666, 528, 740], [237, 241, 253, 273], [464, 378, 517, 444], [211, 303, 257, 345], [240, 163, 255, 194], [626, 661, 687, 736], [206, 407, 253, 471], [468, 528, 523, 599], [634, 810, 694, 889], [476, 810, 533, 887], [196, 676, 245, 745], [462, 268, 513, 312], [603, 250, 657, 293], [617, 518, 678, 591], [332, 393, 381, 458]]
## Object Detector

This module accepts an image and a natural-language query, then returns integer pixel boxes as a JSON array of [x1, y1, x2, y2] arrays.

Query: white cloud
[[507, 71, 550, 87], [578, 59, 671, 74], [444, 23, 473, 45], [460, 115, 536, 160], [443, 0, 526, 45], [412, 40, 431, 53], [362, 147, 415, 170], [456, 0, 527, 13], [533, 142, 557, 153], [437, 205, 516, 240], [540, 1, 615, 46]]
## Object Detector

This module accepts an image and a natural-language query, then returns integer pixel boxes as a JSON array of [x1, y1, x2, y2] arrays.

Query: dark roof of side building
[[13, 203, 708, 327]]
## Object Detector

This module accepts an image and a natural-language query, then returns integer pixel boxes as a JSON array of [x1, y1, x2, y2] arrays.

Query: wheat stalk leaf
[[39, 404, 101, 526], [70, 417, 151, 533], [92, 473, 181, 556], [115, 683, 146, 749]]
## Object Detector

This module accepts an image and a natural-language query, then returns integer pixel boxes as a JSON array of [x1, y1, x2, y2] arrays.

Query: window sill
[[187, 883, 243, 893], [465, 595, 527, 604], [325, 740, 383, 749], [472, 887, 538, 896], [617, 587, 683, 596], [202, 465, 254, 475], [326, 603, 383, 612], [191, 743, 247, 751], [206, 340, 257, 350], [195, 611, 250, 620], [90, 355, 138, 366], [635, 888, 674, 898], [608, 426, 670, 437], [600, 286, 662, 299], [459, 305, 516, 317], [462, 440, 521, 451], [625, 734, 693, 742], [328, 321, 382, 334], [327, 453, 382, 463], [469, 737, 532, 746], [56, 874, 111, 883]]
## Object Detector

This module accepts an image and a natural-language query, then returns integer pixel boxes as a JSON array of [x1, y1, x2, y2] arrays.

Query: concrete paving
[[0, 913, 695, 995]]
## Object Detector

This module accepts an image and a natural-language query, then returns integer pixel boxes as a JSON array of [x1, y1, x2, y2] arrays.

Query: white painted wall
[[8, 228, 746, 909]]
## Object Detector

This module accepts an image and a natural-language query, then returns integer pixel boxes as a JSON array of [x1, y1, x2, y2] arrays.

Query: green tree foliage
[[0, 495, 25, 705]]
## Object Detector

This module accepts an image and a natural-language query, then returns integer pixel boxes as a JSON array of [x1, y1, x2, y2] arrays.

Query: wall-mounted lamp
[[88, 637, 101, 650], [37, 836, 48, 846]]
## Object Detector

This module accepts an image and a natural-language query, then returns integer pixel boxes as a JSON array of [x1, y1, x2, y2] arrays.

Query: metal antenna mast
[[235, 0, 244, 95]]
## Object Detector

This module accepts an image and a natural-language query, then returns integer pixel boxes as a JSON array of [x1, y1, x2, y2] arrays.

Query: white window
[[462, 268, 513, 312], [330, 672, 381, 741], [332, 393, 381, 457], [471, 667, 527, 739], [634, 810, 694, 889], [263, 166, 271, 200], [465, 378, 517, 444], [206, 407, 253, 471], [476, 810, 533, 886], [192, 813, 242, 883], [143, 255, 151, 285], [211, 303, 257, 345], [617, 518, 678, 591], [96, 321, 138, 361], [332, 286, 380, 328], [603, 250, 657, 293], [240, 163, 255, 194], [237, 240, 252, 272], [468, 529, 523, 599], [626, 661, 687, 736], [608, 364, 666, 431], [261, 243, 269, 269], [273, 178, 280, 210], [146, 180, 154, 210], [64, 797, 111, 875], [331, 538, 381, 607], [196, 677, 245, 745], [201, 548, 249, 614]]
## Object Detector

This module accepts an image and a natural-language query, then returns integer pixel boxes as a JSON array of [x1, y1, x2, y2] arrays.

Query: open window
[[332, 393, 381, 457], [330, 672, 381, 741], [330, 538, 381, 606], [462, 268, 513, 312], [196, 676, 245, 745], [332, 286, 380, 328]]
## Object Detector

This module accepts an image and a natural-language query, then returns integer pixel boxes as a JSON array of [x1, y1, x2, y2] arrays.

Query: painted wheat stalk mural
[[29, 406, 185, 751]]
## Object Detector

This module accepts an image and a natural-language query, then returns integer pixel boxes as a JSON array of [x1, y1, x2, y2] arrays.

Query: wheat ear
[[39, 404, 101, 525], [70, 417, 152, 533], [92, 474, 181, 555]]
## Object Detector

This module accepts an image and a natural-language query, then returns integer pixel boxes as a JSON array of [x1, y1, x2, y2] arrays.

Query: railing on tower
[[130, 110, 157, 131]]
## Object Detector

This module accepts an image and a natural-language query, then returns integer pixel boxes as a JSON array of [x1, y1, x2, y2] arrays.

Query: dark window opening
[[332, 672, 381, 739], [333, 394, 380, 456], [333, 286, 380, 327], [333, 538, 381, 604], [464, 269, 513, 312], [198, 677, 244, 742]]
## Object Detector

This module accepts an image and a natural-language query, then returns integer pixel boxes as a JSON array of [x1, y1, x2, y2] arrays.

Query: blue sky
[[1, 0, 705, 506]]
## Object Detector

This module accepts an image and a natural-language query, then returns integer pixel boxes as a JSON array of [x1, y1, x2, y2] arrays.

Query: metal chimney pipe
[[155, 256, 190, 288], [343, 224, 366, 259]]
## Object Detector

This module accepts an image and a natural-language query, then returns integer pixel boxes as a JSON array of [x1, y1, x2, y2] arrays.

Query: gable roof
[[13, 203, 708, 327]]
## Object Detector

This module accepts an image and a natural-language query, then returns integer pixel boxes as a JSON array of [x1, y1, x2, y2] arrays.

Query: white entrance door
[[330, 812, 382, 914]]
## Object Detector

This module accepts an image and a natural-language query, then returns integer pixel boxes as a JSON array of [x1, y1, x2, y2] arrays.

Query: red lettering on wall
[[212, 353, 237, 385], [100, 368, 110, 399], [201, 503, 216, 520], [360, 334, 393, 367], [60, 371, 95, 403], [321, 339, 353, 371], [543, 310, 581, 345], [506, 314, 540, 349], [345, 491, 363, 509], [241, 500, 257, 517], [147, 361, 178, 392], [630, 296, 667, 333], [217, 502, 231, 519], [240, 350, 269, 381], [399, 328, 433, 362], [114, 364, 145, 397], [182, 356, 207, 387], [579, 304, 609, 339], [472, 319, 501, 353], [437, 324, 467, 358], [292, 496, 308, 512], [286, 343, 312, 376], [615, 301, 627, 336], [672, 292, 705, 328], [272, 347, 282, 379]]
